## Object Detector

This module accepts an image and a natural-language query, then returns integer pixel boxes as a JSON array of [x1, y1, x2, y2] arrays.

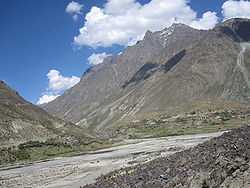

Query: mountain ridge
[[0, 81, 92, 148]]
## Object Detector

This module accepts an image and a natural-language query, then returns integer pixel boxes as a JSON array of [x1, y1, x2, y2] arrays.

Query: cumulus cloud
[[37, 70, 80, 105], [37, 94, 60, 105], [190, 11, 219, 30], [66, 1, 83, 21], [74, 0, 219, 47], [222, 0, 250, 20], [88, 53, 111, 65], [47, 70, 80, 92]]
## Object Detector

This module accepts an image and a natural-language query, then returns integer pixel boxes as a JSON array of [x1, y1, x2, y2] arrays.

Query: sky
[[0, 0, 250, 104]]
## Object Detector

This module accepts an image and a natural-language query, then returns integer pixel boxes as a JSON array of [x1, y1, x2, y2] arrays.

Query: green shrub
[[15, 149, 30, 161]]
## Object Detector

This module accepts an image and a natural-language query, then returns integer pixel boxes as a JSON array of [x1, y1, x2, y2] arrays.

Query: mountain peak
[[143, 30, 154, 40], [171, 22, 191, 29], [216, 18, 250, 42], [156, 22, 201, 47], [0, 80, 25, 105], [0, 80, 9, 89], [222, 18, 250, 25]]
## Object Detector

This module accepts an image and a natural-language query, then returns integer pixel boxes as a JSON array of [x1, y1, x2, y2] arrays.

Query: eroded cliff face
[[43, 18, 250, 135]]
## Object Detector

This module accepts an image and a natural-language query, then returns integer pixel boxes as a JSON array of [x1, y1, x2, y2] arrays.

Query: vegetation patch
[[109, 108, 250, 139], [0, 139, 115, 166]]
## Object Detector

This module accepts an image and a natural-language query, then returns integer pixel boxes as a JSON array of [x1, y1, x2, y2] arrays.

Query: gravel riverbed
[[0, 132, 223, 188]]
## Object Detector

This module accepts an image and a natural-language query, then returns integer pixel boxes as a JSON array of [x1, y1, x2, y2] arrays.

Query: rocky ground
[[84, 126, 250, 188]]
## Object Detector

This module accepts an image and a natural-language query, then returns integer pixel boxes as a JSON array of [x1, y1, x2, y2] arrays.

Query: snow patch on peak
[[159, 26, 175, 47]]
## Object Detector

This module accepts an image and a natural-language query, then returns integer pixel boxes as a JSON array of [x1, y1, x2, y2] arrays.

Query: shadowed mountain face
[[0, 81, 91, 147], [220, 18, 250, 42], [43, 18, 250, 136]]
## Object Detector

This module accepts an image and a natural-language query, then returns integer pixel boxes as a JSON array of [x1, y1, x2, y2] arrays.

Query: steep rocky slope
[[84, 125, 250, 188], [0, 81, 92, 148], [44, 18, 250, 136]]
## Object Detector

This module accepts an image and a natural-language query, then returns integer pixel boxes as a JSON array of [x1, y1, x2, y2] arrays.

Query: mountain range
[[1, 18, 250, 149], [43, 18, 250, 137]]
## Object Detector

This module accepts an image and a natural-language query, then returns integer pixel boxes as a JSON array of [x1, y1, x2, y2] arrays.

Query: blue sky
[[0, 0, 250, 104]]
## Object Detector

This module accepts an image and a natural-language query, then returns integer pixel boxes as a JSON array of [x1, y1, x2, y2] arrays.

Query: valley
[[0, 16, 250, 188]]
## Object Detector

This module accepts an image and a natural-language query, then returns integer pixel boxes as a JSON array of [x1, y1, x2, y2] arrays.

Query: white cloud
[[37, 94, 60, 105], [74, 0, 219, 47], [37, 70, 80, 105], [66, 1, 83, 21], [88, 53, 111, 65], [190, 11, 219, 30], [222, 0, 250, 20], [47, 70, 80, 92]]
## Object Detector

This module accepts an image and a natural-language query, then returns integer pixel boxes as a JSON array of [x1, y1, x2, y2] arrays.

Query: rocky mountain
[[84, 125, 250, 188], [43, 18, 250, 136], [0, 81, 92, 148]]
